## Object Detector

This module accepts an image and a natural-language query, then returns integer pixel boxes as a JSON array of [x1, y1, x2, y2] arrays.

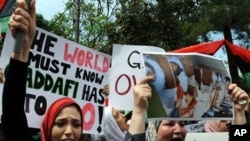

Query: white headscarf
[[101, 106, 127, 141]]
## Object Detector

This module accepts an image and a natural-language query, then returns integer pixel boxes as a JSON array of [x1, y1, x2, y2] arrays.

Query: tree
[[36, 14, 51, 30], [107, 0, 190, 51], [190, 0, 250, 88], [42, 0, 250, 91], [46, 0, 198, 53], [47, 0, 117, 54], [44, 0, 202, 53]]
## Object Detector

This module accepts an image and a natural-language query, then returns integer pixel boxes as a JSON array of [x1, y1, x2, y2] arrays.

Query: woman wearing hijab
[[101, 106, 129, 141], [146, 120, 187, 141], [1, 0, 83, 141], [124, 76, 249, 141], [40, 97, 83, 141], [203, 120, 230, 132]]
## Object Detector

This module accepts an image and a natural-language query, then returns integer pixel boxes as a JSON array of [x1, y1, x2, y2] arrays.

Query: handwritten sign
[[109, 44, 165, 110], [0, 28, 111, 134]]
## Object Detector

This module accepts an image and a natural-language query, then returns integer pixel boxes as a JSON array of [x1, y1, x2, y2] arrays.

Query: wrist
[[232, 111, 246, 125], [133, 107, 146, 116], [235, 110, 245, 117]]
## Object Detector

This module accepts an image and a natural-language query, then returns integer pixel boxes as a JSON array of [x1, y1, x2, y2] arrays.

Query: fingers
[[137, 75, 154, 85], [135, 75, 154, 97], [30, 0, 36, 20], [229, 84, 245, 99], [134, 76, 153, 101], [138, 75, 154, 91], [16, 0, 28, 10], [235, 91, 248, 104], [8, 0, 36, 36], [8, 6, 31, 35], [17, 0, 36, 22], [103, 84, 109, 96], [228, 83, 249, 106], [8, 15, 16, 36]]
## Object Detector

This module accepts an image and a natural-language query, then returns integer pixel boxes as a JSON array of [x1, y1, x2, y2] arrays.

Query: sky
[[36, 0, 67, 20]]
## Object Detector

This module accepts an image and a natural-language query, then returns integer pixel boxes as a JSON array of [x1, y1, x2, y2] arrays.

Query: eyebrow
[[55, 117, 81, 122]]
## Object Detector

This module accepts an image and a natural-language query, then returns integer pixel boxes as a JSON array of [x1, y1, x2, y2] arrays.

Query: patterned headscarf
[[40, 97, 83, 141], [146, 120, 189, 141], [146, 120, 160, 141]]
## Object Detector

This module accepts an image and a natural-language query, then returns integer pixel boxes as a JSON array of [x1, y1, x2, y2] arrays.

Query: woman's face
[[218, 120, 230, 132], [50, 105, 82, 141], [157, 120, 187, 141], [112, 107, 129, 132]]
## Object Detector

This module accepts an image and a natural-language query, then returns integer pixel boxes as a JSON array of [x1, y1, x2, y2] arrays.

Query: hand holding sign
[[13, 0, 33, 53]]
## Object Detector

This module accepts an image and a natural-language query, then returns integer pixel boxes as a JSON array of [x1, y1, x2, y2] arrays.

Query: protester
[[0, 124, 5, 141], [145, 120, 187, 141], [101, 106, 129, 141], [125, 76, 249, 141], [1, 0, 83, 141], [100, 84, 130, 141], [203, 120, 230, 132]]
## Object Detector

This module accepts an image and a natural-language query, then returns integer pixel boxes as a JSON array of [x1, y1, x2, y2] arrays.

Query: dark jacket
[[1, 59, 34, 141], [124, 132, 145, 141]]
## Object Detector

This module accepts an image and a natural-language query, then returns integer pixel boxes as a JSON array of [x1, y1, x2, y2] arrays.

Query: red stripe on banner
[[0, 0, 16, 17], [172, 40, 225, 55], [0, 0, 7, 10], [225, 40, 250, 64]]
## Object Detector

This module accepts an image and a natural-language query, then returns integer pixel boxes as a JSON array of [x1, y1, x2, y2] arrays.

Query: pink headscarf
[[40, 97, 83, 141], [203, 120, 221, 132]]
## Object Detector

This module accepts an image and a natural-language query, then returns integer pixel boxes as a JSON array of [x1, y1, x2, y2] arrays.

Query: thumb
[[137, 75, 154, 85]]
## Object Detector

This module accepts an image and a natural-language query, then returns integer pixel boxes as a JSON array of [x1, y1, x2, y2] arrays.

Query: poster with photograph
[[142, 52, 234, 120]]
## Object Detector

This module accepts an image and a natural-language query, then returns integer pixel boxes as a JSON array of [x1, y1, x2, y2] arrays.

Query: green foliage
[[40, 0, 250, 58], [107, 0, 184, 51], [193, 0, 250, 42], [36, 14, 51, 30]]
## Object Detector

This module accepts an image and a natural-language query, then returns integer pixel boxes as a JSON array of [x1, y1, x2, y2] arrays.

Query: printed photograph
[[143, 52, 233, 120]]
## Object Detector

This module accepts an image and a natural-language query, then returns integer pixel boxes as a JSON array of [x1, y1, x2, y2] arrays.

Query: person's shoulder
[[124, 131, 146, 141], [98, 134, 106, 141]]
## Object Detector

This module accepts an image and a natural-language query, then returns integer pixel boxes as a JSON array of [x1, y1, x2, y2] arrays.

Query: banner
[[0, 0, 15, 18], [0, 27, 111, 134], [0, 0, 15, 56]]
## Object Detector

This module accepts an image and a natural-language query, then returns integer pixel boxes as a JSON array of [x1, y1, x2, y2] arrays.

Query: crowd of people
[[0, 0, 249, 141], [125, 76, 249, 141]]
